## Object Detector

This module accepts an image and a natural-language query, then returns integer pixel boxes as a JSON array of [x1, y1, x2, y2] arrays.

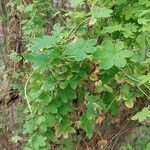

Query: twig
[[111, 128, 130, 150], [24, 72, 34, 113], [0, 91, 12, 99], [104, 122, 129, 150], [83, 139, 90, 150], [97, 131, 103, 140]]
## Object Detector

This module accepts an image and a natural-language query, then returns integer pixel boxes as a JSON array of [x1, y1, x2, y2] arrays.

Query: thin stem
[[137, 86, 149, 99], [24, 72, 34, 114], [61, 19, 86, 45], [120, 68, 150, 91], [104, 91, 119, 114], [120, 69, 140, 82]]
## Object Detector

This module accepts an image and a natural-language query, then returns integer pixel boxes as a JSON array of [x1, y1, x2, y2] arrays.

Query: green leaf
[[131, 107, 150, 122], [146, 143, 150, 150], [75, 50, 87, 61], [115, 41, 124, 51], [43, 100, 61, 114], [93, 40, 130, 70], [45, 114, 56, 127], [59, 103, 73, 115], [33, 135, 47, 150], [36, 93, 51, 105], [59, 81, 69, 89], [70, 80, 78, 89], [122, 23, 138, 38], [37, 115, 46, 125], [92, 7, 113, 18], [31, 52, 51, 70], [69, 0, 84, 7], [124, 99, 134, 108], [24, 4, 34, 13], [114, 53, 127, 68], [95, 80, 103, 93], [9, 52, 22, 62], [61, 138, 73, 150], [73, 11, 86, 23], [101, 54, 114, 70], [80, 95, 99, 137], [12, 135, 22, 143], [118, 50, 133, 58], [67, 89, 77, 99], [130, 51, 145, 62], [138, 18, 150, 25], [50, 49, 62, 58], [60, 94, 68, 103], [110, 100, 118, 116], [56, 117, 74, 138], [103, 24, 122, 33], [95, 80, 113, 93], [23, 119, 35, 134], [63, 38, 96, 61], [53, 23, 64, 36], [48, 105, 58, 114], [58, 88, 76, 103], [42, 78, 55, 91], [80, 114, 94, 138], [122, 5, 134, 20], [114, 0, 127, 5], [84, 39, 97, 53], [102, 39, 114, 51], [103, 85, 113, 93], [89, 73, 98, 81], [79, 70, 87, 78], [31, 36, 58, 51], [138, 73, 150, 85]]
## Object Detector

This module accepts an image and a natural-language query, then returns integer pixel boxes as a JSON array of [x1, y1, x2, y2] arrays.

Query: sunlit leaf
[[69, 0, 84, 7], [92, 7, 113, 18], [131, 107, 150, 122]]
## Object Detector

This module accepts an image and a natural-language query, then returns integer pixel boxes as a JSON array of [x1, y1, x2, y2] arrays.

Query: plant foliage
[[13, 0, 150, 149]]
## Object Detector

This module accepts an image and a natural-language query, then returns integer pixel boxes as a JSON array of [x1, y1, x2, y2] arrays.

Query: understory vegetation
[[0, 0, 150, 150]]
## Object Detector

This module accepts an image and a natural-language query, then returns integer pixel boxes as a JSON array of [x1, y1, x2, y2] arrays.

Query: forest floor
[[78, 99, 149, 150]]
